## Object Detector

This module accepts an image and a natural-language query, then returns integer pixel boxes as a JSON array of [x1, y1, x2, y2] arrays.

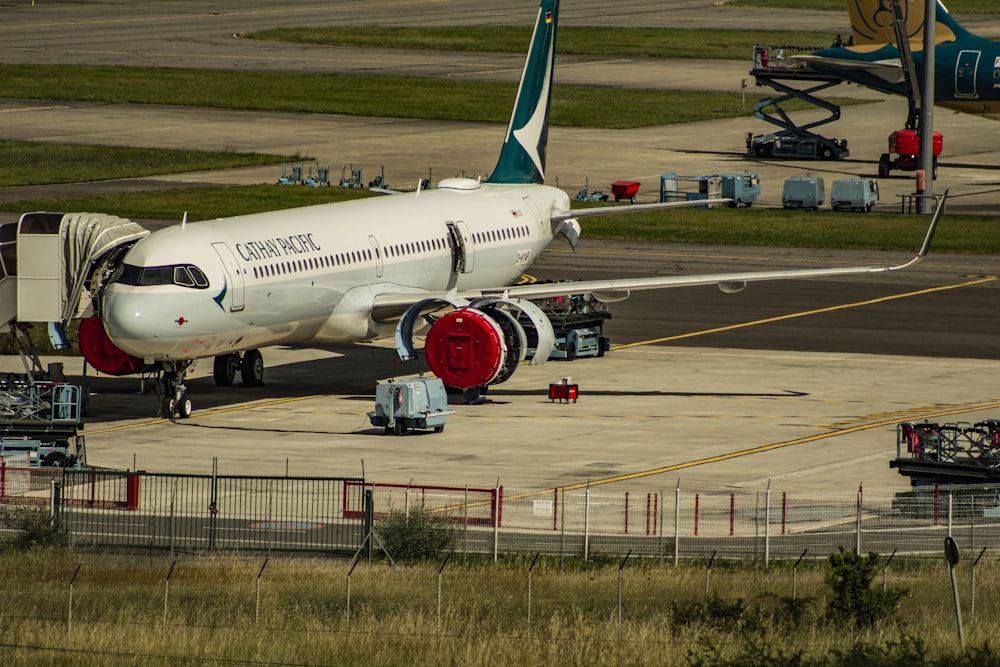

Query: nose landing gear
[[160, 361, 193, 419]]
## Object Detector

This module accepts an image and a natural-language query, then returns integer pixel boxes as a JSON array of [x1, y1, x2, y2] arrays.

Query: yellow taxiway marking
[[613, 276, 998, 349], [522, 397, 1000, 499], [85, 394, 327, 436]]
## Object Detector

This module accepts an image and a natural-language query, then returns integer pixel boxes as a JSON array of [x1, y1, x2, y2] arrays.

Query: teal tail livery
[[800, 0, 1000, 116], [66, 0, 942, 419], [487, 0, 557, 184]]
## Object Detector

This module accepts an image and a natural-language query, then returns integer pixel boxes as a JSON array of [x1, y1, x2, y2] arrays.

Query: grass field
[[0, 184, 992, 254], [0, 550, 996, 667]]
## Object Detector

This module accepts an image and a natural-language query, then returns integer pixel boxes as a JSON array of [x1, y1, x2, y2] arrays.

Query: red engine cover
[[78, 317, 146, 376], [424, 308, 506, 389]]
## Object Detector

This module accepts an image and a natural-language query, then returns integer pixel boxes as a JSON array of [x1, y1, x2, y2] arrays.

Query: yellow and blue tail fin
[[846, 0, 977, 49]]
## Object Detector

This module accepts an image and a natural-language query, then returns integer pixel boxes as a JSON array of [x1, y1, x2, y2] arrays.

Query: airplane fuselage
[[814, 38, 1000, 114], [102, 179, 567, 362]]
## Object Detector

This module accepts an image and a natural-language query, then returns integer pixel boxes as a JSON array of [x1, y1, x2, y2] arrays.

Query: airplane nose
[[102, 287, 164, 357]]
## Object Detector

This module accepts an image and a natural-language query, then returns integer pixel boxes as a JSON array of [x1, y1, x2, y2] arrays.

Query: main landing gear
[[159, 350, 265, 419], [212, 350, 265, 388]]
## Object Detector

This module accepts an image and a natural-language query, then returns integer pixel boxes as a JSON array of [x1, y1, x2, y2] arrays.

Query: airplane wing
[[371, 191, 943, 320], [792, 54, 904, 85]]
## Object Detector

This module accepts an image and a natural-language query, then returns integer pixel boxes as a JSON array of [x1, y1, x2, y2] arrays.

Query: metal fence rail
[[4, 469, 1000, 559]]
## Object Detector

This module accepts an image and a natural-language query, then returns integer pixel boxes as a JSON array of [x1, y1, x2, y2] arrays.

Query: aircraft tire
[[176, 395, 193, 419], [241, 350, 264, 386], [214, 354, 239, 386]]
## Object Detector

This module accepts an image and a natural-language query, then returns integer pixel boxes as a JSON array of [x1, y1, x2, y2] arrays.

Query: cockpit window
[[113, 263, 210, 289]]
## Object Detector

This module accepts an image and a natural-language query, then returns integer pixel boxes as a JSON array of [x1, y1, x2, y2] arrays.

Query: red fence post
[[624, 492, 629, 534], [782, 492, 787, 535], [126, 473, 140, 511]]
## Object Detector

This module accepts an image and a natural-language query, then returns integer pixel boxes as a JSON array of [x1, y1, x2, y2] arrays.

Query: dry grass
[[0, 551, 997, 665]]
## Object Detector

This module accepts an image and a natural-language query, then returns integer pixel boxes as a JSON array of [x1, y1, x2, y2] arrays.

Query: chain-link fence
[[4, 466, 1000, 562]]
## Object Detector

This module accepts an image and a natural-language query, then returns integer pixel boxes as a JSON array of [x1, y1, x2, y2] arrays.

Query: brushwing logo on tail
[[511, 35, 554, 181]]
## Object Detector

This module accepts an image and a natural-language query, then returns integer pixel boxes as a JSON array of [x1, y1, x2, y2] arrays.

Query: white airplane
[[79, 0, 941, 418]]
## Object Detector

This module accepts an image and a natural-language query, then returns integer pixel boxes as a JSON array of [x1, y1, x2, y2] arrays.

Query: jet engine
[[396, 298, 554, 390]]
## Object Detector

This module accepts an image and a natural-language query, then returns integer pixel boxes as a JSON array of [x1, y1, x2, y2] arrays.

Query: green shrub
[[0, 505, 67, 552], [824, 548, 907, 628], [376, 506, 456, 562]]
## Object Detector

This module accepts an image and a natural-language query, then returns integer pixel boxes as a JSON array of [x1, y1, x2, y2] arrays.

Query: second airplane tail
[[846, 0, 977, 49]]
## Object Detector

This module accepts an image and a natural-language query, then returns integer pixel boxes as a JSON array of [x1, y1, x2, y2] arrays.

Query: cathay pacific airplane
[[801, 0, 1000, 117], [78, 0, 941, 419]]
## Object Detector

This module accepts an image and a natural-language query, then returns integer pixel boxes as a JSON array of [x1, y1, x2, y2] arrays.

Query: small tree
[[376, 505, 456, 561], [825, 547, 906, 628]]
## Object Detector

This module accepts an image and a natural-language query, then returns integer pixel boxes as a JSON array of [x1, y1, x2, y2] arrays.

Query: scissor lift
[[746, 46, 849, 160]]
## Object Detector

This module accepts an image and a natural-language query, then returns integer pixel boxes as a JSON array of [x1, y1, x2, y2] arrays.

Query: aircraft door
[[955, 50, 981, 98], [521, 196, 543, 234], [211, 242, 245, 312], [369, 235, 384, 277], [446, 221, 474, 274]]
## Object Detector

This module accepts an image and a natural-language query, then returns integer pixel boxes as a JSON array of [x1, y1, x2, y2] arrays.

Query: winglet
[[485, 0, 558, 184], [916, 189, 946, 259], [893, 189, 946, 272]]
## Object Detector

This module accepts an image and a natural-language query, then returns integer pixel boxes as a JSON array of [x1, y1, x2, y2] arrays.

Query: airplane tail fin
[[485, 0, 558, 185], [846, 0, 976, 49]]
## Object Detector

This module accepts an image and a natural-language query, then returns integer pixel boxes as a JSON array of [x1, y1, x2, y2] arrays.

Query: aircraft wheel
[[393, 422, 406, 435], [241, 350, 264, 386], [176, 394, 193, 419], [434, 425, 444, 433], [566, 341, 577, 361], [214, 354, 240, 386]]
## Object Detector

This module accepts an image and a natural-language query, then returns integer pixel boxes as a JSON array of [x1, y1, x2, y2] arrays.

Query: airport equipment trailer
[[368, 376, 452, 435]]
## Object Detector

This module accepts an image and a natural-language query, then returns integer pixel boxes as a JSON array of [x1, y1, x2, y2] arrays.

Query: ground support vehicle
[[746, 46, 849, 161], [0, 378, 85, 467], [830, 178, 879, 211], [530, 293, 611, 361], [878, 129, 942, 179], [611, 180, 640, 203], [575, 177, 609, 202], [368, 376, 452, 435], [719, 173, 761, 207], [659, 174, 723, 208], [890, 419, 1000, 518], [781, 175, 825, 210], [891, 419, 1000, 486]]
